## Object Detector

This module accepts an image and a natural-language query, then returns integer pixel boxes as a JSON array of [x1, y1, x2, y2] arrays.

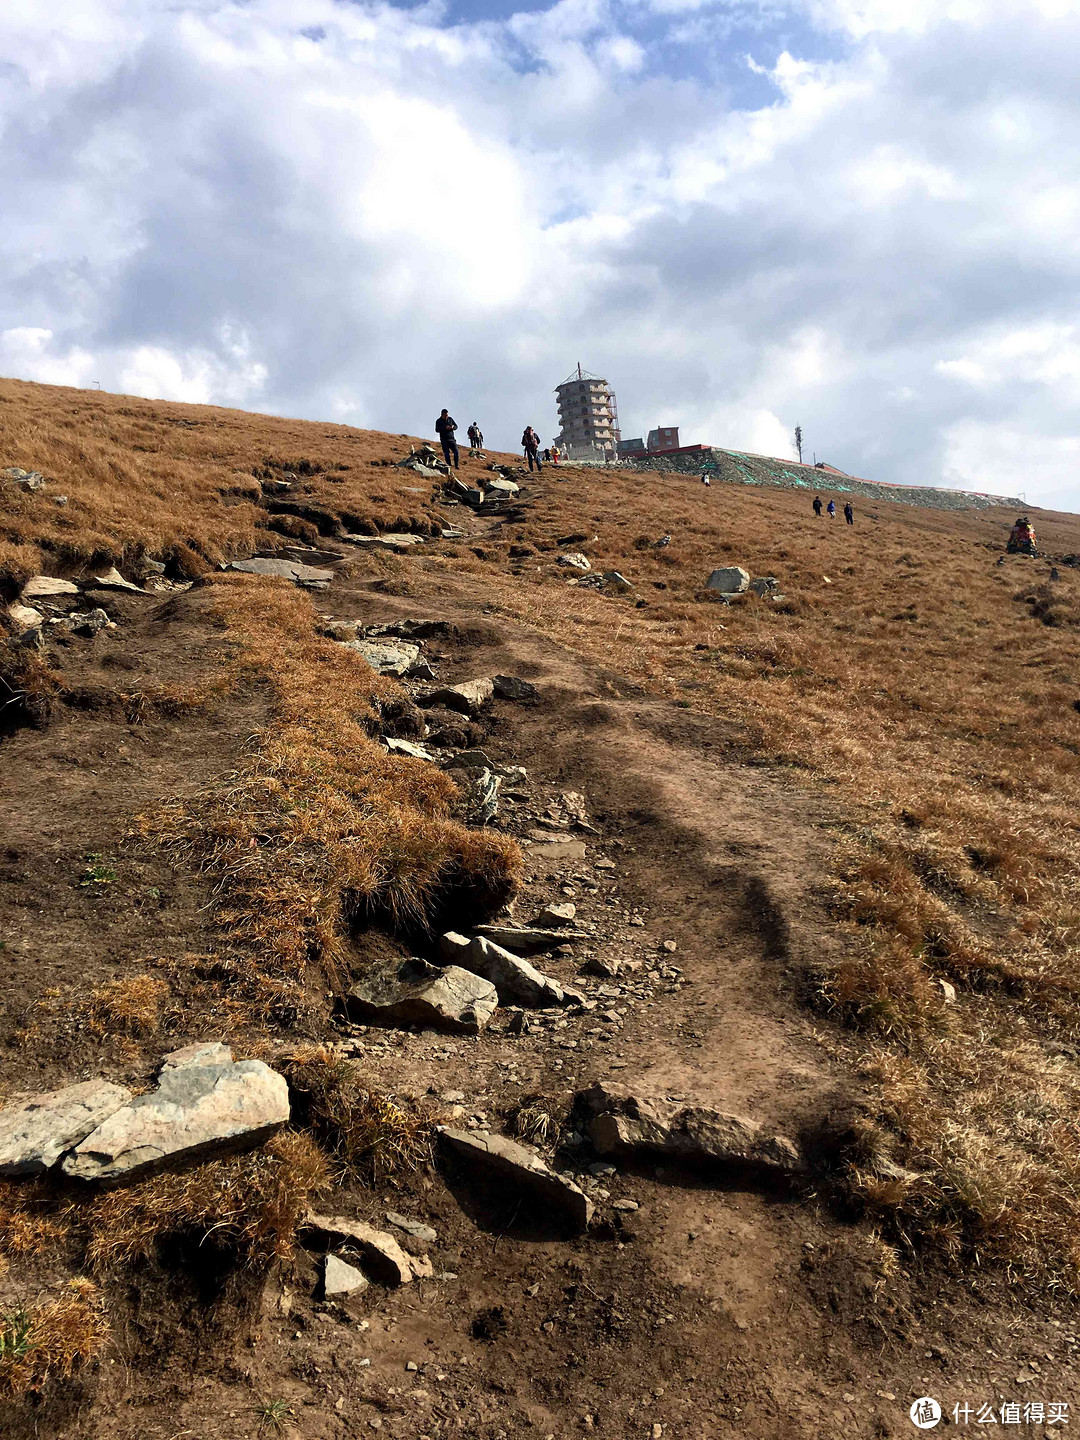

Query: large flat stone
[[81, 567, 147, 593], [576, 1081, 803, 1176], [473, 925, 587, 952], [347, 957, 497, 1033], [228, 557, 334, 585], [437, 933, 578, 1008], [438, 1128, 593, 1230], [20, 576, 79, 600], [0, 1081, 132, 1179], [61, 1046, 290, 1185]]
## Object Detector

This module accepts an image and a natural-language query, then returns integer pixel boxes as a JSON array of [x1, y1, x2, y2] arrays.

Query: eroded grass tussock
[[0, 1280, 107, 1398], [146, 574, 521, 1028]]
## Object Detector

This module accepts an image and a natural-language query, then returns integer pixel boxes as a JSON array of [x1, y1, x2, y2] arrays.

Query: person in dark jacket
[[813, 495, 823, 516], [436, 409, 459, 468], [844, 502, 854, 525], [522, 426, 542, 471]]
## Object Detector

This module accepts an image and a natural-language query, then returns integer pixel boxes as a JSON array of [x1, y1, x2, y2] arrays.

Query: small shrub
[[86, 974, 169, 1039]]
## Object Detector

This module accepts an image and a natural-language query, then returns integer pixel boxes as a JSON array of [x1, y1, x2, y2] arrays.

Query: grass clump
[[86, 974, 169, 1039], [86, 1130, 327, 1270], [282, 1047, 435, 1185], [147, 575, 522, 1028], [0, 1280, 107, 1398]]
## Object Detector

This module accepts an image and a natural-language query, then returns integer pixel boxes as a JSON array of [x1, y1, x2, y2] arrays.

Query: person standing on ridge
[[844, 502, 854, 526], [701, 470, 711, 487], [467, 422, 484, 450], [436, 409, 459, 469], [827, 499, 836, 518], [522, 425, 542, 471], [813, 495, 823, 516]]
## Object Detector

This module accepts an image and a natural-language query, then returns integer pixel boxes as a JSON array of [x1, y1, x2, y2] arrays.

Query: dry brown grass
[[86, 974, 169, 1039], [145, 574, 521, 1029], [0, 1279, 107, 1398], [86, 1130, 327, 1270], [0, 376, 469, 592], [281, 1047, 436, 1185]]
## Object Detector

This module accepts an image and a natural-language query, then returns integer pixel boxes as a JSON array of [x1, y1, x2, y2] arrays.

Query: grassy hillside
[[4, 376, 1080, 1433]]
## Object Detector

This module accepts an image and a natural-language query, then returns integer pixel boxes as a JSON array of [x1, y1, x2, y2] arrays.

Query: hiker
[[813, 495, 823, 516], [826, 499, 836, 518], [436, 409, 460, 469], [551, 444, 561, 465], [1007, 515, 1037, 556], [701, 471, 711, 487], [844, 502, 854, 526], [522, 425, 542, 471], [467, 422, 484, 450], [543, 447, 551, 463]]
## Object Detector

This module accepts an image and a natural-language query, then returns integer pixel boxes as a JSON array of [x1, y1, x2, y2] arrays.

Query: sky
[[2, 0, 1079, 508]]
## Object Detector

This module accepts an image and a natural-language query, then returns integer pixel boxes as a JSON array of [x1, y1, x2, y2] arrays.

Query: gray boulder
[[437, 932, 579, 1008], [340, 639, 421, 676], [228, 557, 333, 587], [0, 1080, 132, 1179], [61, 1045, 290, 1185], [576, 1081, 803, 1176], [384, 737, 436, 761], [346, 533, 426, 553], [69, 608, 110, 636], [705, 566, 750, 594], [4, 468, 45, 491], [438, 1128, 593, 1230], [486, 478, 520, 497], [303, 1214, 429, 1286], [557, 552, 591, 571], [493, 674, 540, 702], [347, 957, 498, 1033], [423, 678, 494, 715]]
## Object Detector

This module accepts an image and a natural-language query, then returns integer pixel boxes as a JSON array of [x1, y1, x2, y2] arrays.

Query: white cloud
[[1, 0, 1079, 508]]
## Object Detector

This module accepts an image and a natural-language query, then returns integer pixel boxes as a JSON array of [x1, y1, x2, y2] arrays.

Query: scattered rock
[[486, 478, 520, 497], [438, 1128, 593, 1230], [0, 1080, 133, 1179], [473, 924, 587, 953], [705, 566, 750, 594], [346, 956, 498, 1034], [61, 1045, 290, 1186], [20, 576, 79, 600], [4, 467, 43, 497], [81, 567, 147, 594], [493, 674, 540, 702], [463, 767, 501, 824], [557, 552, 591, 571], [342, 639, 421, 676], [437, 933, 580, 1008], [323, 1254, 370, 1297], [422, 678, 494, 715], [228, 557, 334, 587], [345, 533, 426, 553], [7, 603, 43, 635], [69, 608, 110, 636], [386, 1212, 438, 1244], [304, 1214, 427, 1286], [748, 576, 779, 596], [384, 737, 436, 761], [537, 902, 577, 926], [938, 979, 957, 1004], [576, 1081, 804, 1176]]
